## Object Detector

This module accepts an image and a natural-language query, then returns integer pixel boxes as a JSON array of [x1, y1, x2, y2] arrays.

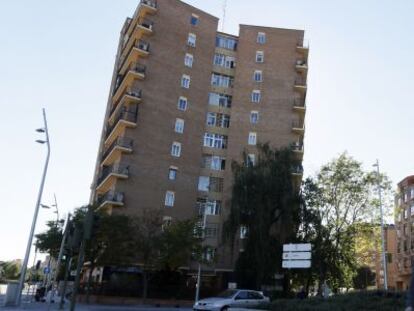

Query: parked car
[[193, 289, 270, 311]]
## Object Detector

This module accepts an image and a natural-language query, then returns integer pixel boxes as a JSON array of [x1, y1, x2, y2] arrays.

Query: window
[[209, 177, 224, 192], [257, 32, 266, 44], [405, 208, 408, 219], [411, 204, 414, 216], [190, 14, 199, 26], [405, 192, 408, 202], [197, 198, 221, 215], [216, 35, 238, 50], [251, 90, 261, 103], [181, 75, 191, 89], [248, 132, 257, 145], [254, 70, 263, 82], [203, 133, 228, 149], [411, 188, 414, 199], [165, 191, 175, 207], [214, 53, 236, 68], [206, 112, 231, 128], [198, 176, 210, 192], [250, 111, 259, 124], [168, 167, 177, 180], [208, 92, 232, 108], [205, 224, 218, 238], [240, 226, 248, 239], [174, 118, 185, 133], [202, 155, 226, 171], [202, 248, 216, 262], [184, 53, 193, 67], [171, 142, 181, 157], [162, 216, 172, 231], [211, 73, 233, 88], [256, 51, 264, 63], [177, 96, 188, 111], [187, 33, 196, 47], [247, 154, 255, 167]]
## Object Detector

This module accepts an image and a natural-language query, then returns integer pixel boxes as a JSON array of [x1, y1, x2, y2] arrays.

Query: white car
[[193, 289, 270, 311]]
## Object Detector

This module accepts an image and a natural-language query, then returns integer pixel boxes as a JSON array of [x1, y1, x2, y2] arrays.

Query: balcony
[[294, 78, 307, 93], [291, 165, 304, 177], [296, 60, 308, 74], [97, 190, 125, 210], [101, 137, 133, 166], [296, 41, 309, 56], [109, 89, 142, 122], [105, 109, 138, 145], [292, 120, 305, 135], [120, 18, 153, 63], [119, 40, 150, 76], [96, 163, 130, 193], [293, 99, 306, 114], [291, 142, 304, 155], [139, 0, 158, 16], [112, 63, 146, 103]]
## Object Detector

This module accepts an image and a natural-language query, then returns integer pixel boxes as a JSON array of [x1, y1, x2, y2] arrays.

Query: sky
[[0, 0, 413, 262]]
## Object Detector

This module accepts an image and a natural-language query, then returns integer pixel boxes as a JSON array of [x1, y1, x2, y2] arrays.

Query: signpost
[[282, 243, 312, 269]]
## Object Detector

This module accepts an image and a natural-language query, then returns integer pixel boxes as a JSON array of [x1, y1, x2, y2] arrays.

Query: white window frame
[[257, 32, 266, 44], [198, 176, 210, 192], [211, 156, 222, 171], [254, 70, 263, 82], [181, 74, 191, 89], [171, 142, 182, 157], [165, 191, 175, 207], [177, 96, 188, 111], [250, 111, 259, 124], [256, 51, 264, 63], [188, 33, 197, 47], [248, 132, 257, 145], [168, 166, 178, 180], [251, 90, 261, 103], [247, 154, 256, 166], [174, 118, 185, 134], [184, 53, 194, 68]]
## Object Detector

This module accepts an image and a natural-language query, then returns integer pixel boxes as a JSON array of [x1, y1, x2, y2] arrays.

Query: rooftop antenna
[[222, 0, 227, 32]]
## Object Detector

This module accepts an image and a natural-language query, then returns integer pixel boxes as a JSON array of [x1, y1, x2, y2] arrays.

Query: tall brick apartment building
[[395, 175, 414, 290], [90, 0, 308, 282]]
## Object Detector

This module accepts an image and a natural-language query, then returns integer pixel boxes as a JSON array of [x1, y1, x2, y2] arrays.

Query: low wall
[[77, 295, 194, 307]]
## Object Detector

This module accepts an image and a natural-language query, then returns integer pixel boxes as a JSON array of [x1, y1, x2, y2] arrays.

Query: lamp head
[[36, 140, 46, 144], [36, 128, 45, 133], [41, 204, 51, 209]]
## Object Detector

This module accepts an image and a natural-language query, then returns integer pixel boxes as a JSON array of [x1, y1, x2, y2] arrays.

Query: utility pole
[[195, 209, 208, 302], [16, 108, 51, 306], [374, 159, 388, 290]]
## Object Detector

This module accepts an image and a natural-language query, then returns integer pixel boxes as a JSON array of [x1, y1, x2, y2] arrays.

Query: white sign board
[[283, 252, 311, 260], [282, 260, 311, 269], [283, 243, 311, 252]]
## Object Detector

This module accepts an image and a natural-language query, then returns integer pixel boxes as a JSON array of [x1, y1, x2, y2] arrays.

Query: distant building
[[395, 175, 414, 290], [374, 224, 398, 290], [90, 0, 308, 284]]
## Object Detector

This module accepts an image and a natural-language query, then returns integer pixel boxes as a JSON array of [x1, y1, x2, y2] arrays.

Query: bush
[[254, 291, 405, 311]]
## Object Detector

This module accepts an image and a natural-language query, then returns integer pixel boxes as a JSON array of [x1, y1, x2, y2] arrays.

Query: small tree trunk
[[86, 264, 94, 304]]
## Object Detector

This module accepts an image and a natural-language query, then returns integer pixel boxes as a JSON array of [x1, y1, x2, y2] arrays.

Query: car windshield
[[216, 289, 238, 298]]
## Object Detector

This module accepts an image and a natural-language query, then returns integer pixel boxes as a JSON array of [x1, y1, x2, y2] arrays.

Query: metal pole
[[16, 108, 50, 305], [195, 210, 207, 302], [49, 214, 70, 307], [375, 159, 388, 290], [59, 257, 72, 310], [54, 193, 59, 225]]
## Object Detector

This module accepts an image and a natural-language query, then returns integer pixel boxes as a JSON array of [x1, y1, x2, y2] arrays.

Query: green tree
[[224, 144, 301, 290], [0, 261, 21, 280], [35, 220, 64, 259], [353, 266, 376, 289], [302, 153, 392, 291]]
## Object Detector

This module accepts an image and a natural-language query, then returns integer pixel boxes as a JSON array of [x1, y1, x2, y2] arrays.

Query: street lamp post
[[15, 108, 51, 305], [195, 209, 208, 302], [373, 159, 388, 291]]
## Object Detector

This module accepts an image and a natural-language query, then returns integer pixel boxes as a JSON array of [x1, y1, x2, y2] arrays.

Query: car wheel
[[221, 307, 229, 311]]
